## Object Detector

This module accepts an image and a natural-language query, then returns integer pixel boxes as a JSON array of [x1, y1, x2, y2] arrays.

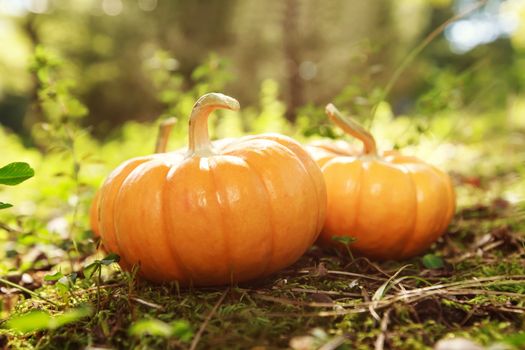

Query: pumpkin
[[91, 93, 326, 286], [305, 140, 360, 168], [90, 117, 178, 241], [312, 104, 455, 260], [90, 190, 101, 238]]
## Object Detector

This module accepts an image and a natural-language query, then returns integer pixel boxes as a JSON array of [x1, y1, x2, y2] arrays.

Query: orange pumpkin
[[312, 104, 455, 260], [90, 118, 177, 242], [305, 140, 360, 168], [89, 190, 101, 238], [92, 93, 326, 286]]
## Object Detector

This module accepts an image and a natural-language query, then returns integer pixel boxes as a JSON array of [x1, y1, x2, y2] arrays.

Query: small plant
[[331, 235, 357, 260], [0, 162, 34, 209], [83, 253, 120, 311]]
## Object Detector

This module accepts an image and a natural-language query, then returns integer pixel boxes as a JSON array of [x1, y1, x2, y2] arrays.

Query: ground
[[0, 106, 524, 350], [0, 173, 524, 349]]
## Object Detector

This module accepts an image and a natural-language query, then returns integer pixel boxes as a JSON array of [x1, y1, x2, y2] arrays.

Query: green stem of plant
[[64, 123, 81, 270], [0, 277, 59, 307], [96, 266, 101, 313], [345, 245, 354, 262]]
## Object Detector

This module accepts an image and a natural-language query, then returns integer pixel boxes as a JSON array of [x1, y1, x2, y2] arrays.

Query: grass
[[0, 120, 524, 349], [0, 182, 523, 350]]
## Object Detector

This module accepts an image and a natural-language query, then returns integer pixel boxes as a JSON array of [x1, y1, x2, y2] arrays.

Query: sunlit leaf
[[128, 319, 193, 341], [129, 319, 174, 337], [6, 307, 93, 334], [0, 202, 13, 209], [44, 271, 64, 281], [84, 262, 99, 279], [51, 306, 92, 329], [0, 162, 35, 186], [6, 311, 52, 333], [171, 320, 194, 343]]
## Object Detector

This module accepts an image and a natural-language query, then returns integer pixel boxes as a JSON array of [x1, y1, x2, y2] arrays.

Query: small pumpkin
[[305, 140, 360, 168], [91, 93, 326, 286], [311, 104, 455, 260], [90, 117, 177, 241]]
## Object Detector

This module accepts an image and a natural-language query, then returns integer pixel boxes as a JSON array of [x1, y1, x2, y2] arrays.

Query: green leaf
[[101, 253, 120, 265], [172, 320, 194, 343], [331, 236, 357, 246], [83, 262, 100, 279], [501, 332, 525, 347], [422, 254, 444, 269], [6, 311, 52, 333], [128, 319, 193, 340], [6, 307, 92, 334], [372, 265, 411, 301], [129, 319, 175, 338], [51, 306, 92, 329], [0, 202, 13, 210], [44, 271, 64, 281], [0, 162, 35, 186]]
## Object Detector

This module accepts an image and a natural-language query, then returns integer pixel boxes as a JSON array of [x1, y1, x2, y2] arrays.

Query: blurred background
[[0, 0, 524, 223], [1, 0, 524, 132]]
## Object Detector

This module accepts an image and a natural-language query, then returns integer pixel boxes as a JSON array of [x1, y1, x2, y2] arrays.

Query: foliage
[[0, 2, 525, 346], [0, 161, 34, 210], [6, 307, 92, 334]]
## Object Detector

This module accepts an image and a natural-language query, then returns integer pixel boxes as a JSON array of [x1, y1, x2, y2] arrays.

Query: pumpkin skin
[[92, 93, 326, 286], [89, 190, 101, 238], [312, 104, 455, 260], [305, 140, 360, 168]]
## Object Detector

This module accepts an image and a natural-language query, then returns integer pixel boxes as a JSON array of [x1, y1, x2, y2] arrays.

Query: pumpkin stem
[[325, 103, 378, 156], [155, 117, 177, 153], [188, 93, 240, 156]]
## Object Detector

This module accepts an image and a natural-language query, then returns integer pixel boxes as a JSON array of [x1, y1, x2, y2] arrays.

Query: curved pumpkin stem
[[155, 117, 177, 153], [188, 93, 240, 156], [325, 103, 378, 156]]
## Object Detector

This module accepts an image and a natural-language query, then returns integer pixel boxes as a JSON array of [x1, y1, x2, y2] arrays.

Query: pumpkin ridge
[[99, 157, 150, 254], [276, 141, 325, 243], [249, 134, 325, 243], [112, 161, 149, 270], [237, 155, 276, 277], [108, 159, 150, 263], [207, 157, 233, 283], [142, 161, 184, 281], [113, 160, 170, 279], [260, 138, 323, 257], [352, 160, 364, 248], [296, 157, 323, 246], [159, 163, 193, 284], [400, 164, 420, 258]]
